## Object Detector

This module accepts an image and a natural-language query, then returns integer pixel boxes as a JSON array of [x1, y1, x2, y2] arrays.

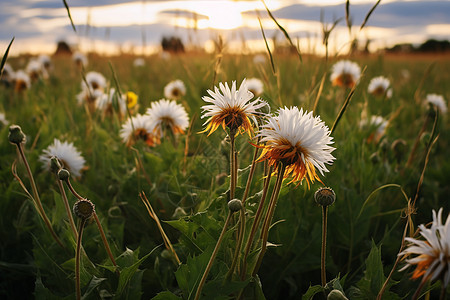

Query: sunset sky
[[1, 0, 450, 56]]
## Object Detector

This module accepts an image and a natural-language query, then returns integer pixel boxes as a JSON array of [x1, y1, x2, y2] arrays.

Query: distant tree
[[417, 39, 450, 53], [54, 41, 72, 56], [161, 36, 185, 53]]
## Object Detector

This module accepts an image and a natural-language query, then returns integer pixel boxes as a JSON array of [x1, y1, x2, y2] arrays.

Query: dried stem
[[226, 205, 246, 280], [75, 218, 86, 300], [56, 177, 78, 239], [93, 212, 118, 268]]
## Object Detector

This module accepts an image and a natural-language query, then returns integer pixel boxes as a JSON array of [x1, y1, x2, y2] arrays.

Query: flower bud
[[50, 156, 62, 174], [73, 199, 95, 220], [228, 199, 243, 213], [314, 187, 336, 207], [8, 125, 26, 145], [57, 168, 70, 181], [327, 289, 348, 300]]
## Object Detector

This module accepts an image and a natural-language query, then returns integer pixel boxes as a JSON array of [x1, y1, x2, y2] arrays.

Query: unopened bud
[[314, 187, 336, 207], [228, 199, 243, 213], [8, 125, 26, 145], [73, 199, 95, 220], [58, 168, 70, 181]]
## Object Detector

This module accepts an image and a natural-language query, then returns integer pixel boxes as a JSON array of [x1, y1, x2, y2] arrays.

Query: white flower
[[146, 99, 189, 137], [164, 80, 186, 100], [96, 88, 127, 116], [82, 71, 107, 92], [425, 94, 447, 114], [1, 63, 15, 83], [253, 54, 266, 64], [330, 60, 361, 89], [76, 88, 104, 106], [160, 51, 171, 60], [26, 59, 48, 81], [0, 112, 9, 126], [399, 208, 450, 287], [38, 54, 52, 71], [39, 139, 86, 178], [119, 114, 157, 147], [133, 58, 145, 67], [246, 78, 264, 97], [368, 76, 392, 98], [201, 79, 268, 136], [73, 51, 88, 68], [14, 70, 31, 92], [360, 115, 388, 142], [257, 106, 335, 186]]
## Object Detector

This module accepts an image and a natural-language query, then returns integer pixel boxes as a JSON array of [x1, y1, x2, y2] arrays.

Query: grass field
[[0, 50, 449, 299]]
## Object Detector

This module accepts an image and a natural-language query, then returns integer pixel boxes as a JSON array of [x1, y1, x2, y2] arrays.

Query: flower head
[[146, 99, 189, 137], [201, 79, 267, 136], [359, 115, 388, 143], [83, 71, 107, 92], [96, 88, 127, 117], [246, 78, 264, 97], [425, 94, 447, 114], [73, 51, 88, 68], [257, 106, 335, 186], [119, 114, 157, 147], [14, 70, 31, 92], [38, 54, 52, 72], [368, 76, 392, 98], [330, 60, 361, 89], [164, 80, 186, 100], [39, 139, 86, 178], [126, 91, 138, 109], [1, 63, 15, 85], [399, 208, 450, 287]]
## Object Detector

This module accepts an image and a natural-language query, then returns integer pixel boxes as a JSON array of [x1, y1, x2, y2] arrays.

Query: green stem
[[194, 212, 232, 300], [65, 178, 84, 200], [321, 205, 328, 287], [56, 177, 78, 239], [93, 212, 118, 268], [240, 165, 273, 279], [75, 218, 86, 300], [226, 206, 246, 280], [229, 132, 237, 200], [17, 144, 65, 249], [242, 138, 260, 205], [412, 278, 428, 300], [252, 163, 285, 276]]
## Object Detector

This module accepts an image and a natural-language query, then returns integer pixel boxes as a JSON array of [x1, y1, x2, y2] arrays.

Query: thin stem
[[241, 165, 273, 279], [65, 178, 84, 200], [405, 115, 429, 168], [229, 132, 237, 200], [16, 144, 65, 249], [75, 218, 86, 300], [439, 281, 447, 300], [321, 205, 328, 287], [252, 163, 286, 276], [194, 212, 232, 300], [412, 278, 428, 300], [93, 212, 117, 268], [56, 177, 78, 239], [226, 205, 246, 280], [242, 138, 260, 205]]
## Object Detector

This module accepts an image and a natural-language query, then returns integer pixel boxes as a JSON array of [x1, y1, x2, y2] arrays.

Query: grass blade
[[258, 16, 276, 75], [1, 37, 14, 76], [345, 0, 352, 34], [62, 0, 77, 33], [360, 0, 381, 31], [261, 0, 302, 62]]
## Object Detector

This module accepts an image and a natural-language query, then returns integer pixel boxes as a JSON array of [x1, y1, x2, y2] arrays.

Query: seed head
[[73, 199, 95, 220], [8, 125, 26, 145], [314, 187, 336, 207]]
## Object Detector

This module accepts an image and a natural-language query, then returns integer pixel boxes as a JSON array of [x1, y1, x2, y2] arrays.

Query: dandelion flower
[[38, 54, 52, 72], [330, 60, 361, 89], [126, 91, 138, 109], [257, 106, 335, 186], [368, 76, 392, 98], [246, 78, 264, 97], [14, 70, 31, 92], [399, 208, 450, 288], [73, 51, 88, 68], [146, 99, 189, 137], [425, 94, 447, 114], [164, 80, 186, 100], [119, 114, 157, 147], [360, 115, 388, 143], [201, 79, 267, 136], [26, 59, 47, 81], [39, 139, 86, 178], [96, 88, 127, 117], [76, 88, 104, 106], [1, 63, 15, 86]]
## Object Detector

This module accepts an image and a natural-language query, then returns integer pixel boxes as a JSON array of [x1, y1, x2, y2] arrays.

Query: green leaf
[[302, 284, 324, 300], [151, 291, 182, 300], [82, 276, 107, 300], [115, 246, 160, 298], [62, 0, 76, 32], [0, 37, 14, 75]]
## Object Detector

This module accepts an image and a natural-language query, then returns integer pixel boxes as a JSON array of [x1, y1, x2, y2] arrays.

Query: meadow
[[0, 49, 449, 300]]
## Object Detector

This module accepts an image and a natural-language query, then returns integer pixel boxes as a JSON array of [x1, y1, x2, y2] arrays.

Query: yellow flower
[[126, 91, 138, 109]]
